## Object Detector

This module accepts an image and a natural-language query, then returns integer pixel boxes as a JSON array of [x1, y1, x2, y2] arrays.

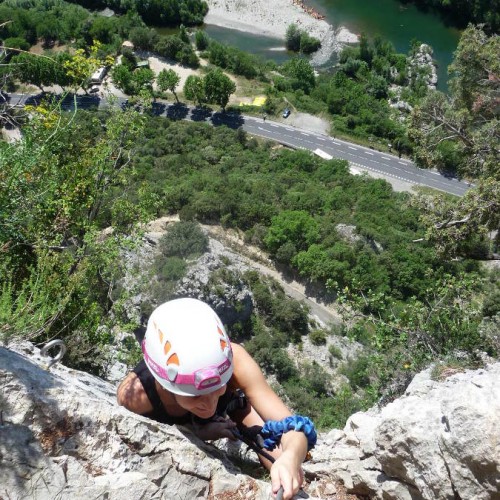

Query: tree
[[132, 67, 155, 96], [129, 27, 159, 51], [264, 210, 320, 255], [299, 32, 321, 55], [195, 30, 209, 50], [285, 24, 301, 52], [203, 68, 236, 110], [183, 74, 205, 106], [155, 35, 185, 60], [282, 57, 316, 93], [111, 64, 134, 94], [157, 68, 180, 102], [0, 101, 147, 362], [11, 53, 55, 92], [408, 26, 499, 256], [179, 24, 189, 44]]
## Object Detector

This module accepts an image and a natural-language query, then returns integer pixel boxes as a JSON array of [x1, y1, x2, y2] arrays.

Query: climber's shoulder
[[117, 371, 153, 414]]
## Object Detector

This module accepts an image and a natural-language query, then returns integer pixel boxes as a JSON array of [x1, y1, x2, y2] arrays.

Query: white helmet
[[142, 298, 233, 396]]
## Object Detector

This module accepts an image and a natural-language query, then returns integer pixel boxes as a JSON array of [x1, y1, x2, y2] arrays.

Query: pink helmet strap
[[142, 340, 231, 390]]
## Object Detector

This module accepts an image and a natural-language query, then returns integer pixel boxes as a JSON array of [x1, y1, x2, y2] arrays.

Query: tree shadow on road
[[191, 105, 213, 122], [211, 111, 244, 130], [166, 102, 189, 121]]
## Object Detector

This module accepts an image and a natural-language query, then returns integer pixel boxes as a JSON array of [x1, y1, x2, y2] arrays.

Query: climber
[[117, 297, 316, 500]]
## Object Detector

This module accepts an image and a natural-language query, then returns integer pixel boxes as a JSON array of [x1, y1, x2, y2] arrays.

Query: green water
[[310, 0, 461, 88], [203, 25, 292, 65], [200, 0, 461, 90]]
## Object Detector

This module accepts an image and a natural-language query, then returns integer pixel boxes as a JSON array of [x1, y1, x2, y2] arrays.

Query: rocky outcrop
[[311, 363, 500, 499], [407, 43, 438, 90], [0, 341, 346, 500], [2, 341, 498, 500]]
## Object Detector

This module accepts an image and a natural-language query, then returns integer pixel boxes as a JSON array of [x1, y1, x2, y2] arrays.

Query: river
[[201, 0, 461, 90]]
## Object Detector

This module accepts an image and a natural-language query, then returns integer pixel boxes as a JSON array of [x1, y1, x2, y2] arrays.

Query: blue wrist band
[[260, 415, 317, 451]]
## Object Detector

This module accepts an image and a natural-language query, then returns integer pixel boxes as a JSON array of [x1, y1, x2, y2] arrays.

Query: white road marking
[[301, 132, 310, 136], [348, 146, 358, 150], [382, 156, 391, 160], [364, 151, 374, 156]]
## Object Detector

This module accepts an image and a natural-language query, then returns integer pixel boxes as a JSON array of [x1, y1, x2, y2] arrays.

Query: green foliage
[[399, 0, 499, 32], [264, 210, 320, 256], [285, 24, 301, 52], [299, 32, 321, 55], [328, 344, 343, 360], [204, 68, 236, 109], [157, 68, 181, 101], [11, 52, 70, 91], [339, 355, 372, 389], [285, 23, 321, 54], [194, 29, 209, 50], [183, 74, 205, 105], [309, 329, 327, 345], [155, 34, 199, 68], [0, 0, 145, 57], [205, 40, 262, 79], [0, 102, 149, 373], [280, 57, 316, 94], [158, 221, 208, 259], [244, 272, 309, 343], [408, 26, 499, 258], [129, 27, 159, 51]]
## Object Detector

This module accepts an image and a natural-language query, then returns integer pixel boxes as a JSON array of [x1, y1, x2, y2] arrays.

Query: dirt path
[[203, 225, 343, 327]]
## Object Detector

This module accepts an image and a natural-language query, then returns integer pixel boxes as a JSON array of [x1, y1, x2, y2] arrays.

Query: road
[[8, 92, 471, 196]]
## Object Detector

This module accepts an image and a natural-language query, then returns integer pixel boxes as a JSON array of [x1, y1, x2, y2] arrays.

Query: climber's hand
[[193, 416, 238, 441], [270, 450, 304, 499]]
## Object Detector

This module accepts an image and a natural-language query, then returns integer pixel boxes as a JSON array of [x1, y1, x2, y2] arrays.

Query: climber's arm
[[117, 372, 153, 414], [231, 343, 308, 500]]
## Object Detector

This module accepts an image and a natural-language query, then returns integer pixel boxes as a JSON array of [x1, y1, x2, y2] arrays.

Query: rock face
[[311, 363, 500, 499], [407, 43, 438, 90], [0, 342, 343, 500], [2, 345, 499, 500]]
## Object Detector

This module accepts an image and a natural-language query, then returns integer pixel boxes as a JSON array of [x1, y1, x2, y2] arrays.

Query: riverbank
[[204, 0, 358, 65]]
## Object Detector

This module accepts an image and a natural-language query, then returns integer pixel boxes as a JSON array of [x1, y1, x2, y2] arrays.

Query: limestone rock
[[2, 341, 498, 500], [316, 363, 500, 499], [0, 341, 344, 500]]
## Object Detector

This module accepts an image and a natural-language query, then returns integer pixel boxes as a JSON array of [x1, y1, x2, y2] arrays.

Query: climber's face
[[174, 384, 226, 418]]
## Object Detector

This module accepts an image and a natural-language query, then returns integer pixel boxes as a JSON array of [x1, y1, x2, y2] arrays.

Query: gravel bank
[[204, 0, 358, 65]]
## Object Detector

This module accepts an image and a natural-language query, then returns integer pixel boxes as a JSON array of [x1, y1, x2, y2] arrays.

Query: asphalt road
[[8, 92, 471, 196]]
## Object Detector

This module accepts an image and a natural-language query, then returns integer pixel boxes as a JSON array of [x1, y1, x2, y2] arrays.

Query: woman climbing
[[117, 297, 316, 500]]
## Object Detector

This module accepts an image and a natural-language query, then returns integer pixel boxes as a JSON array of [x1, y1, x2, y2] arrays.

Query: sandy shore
[[204, 0, 358, 64]]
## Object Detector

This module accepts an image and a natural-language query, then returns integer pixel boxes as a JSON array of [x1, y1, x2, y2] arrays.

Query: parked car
[[89, 86, 100, 94], [282, 107, 291, 118]]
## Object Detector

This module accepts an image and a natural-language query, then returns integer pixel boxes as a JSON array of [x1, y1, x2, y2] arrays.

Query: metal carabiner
[[40, 339, 67, 370]]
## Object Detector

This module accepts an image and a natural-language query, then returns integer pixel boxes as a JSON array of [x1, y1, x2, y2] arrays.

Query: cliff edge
[[1, 342, 498, 499]]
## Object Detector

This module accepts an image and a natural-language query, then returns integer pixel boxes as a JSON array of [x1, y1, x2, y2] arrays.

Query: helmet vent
[[164, 340, 172, 356], [158, 328, 164, 344], [167, 353, 179, 366]]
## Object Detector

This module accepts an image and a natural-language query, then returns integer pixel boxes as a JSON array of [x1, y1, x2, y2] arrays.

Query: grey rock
[[0, 342, 342, 500]]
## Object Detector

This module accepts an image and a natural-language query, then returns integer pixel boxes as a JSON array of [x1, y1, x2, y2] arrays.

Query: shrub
[[159, 221, 208, 259], [309, 329, 327, 345], [328, 344, 343, 360]]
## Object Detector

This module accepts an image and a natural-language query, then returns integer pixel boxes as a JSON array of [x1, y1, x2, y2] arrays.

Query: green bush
[[155, 256, 187, 282], [328, 344, 343, 360], [159, 221, 208, 259], [309, 329, 327, 345]]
